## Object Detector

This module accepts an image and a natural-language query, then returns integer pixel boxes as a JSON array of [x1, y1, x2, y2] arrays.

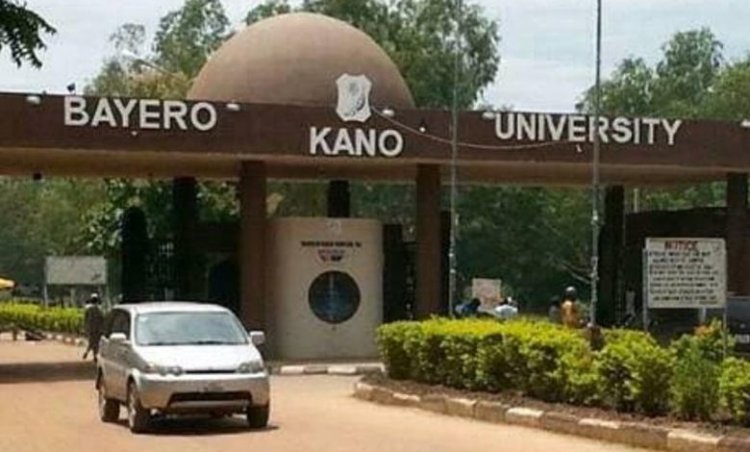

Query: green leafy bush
[[688, 320, 733, 362], [670, 335, 720, 420], [375, 321, 414, 380], [377, 318, 744, 422], [720, 358, 750, 425], [377, 318, 593, 402], [510, 321, 590, 402], [0, 301, 83, 334], [559, 345, 601, 406], [597, 329, 673, 415]]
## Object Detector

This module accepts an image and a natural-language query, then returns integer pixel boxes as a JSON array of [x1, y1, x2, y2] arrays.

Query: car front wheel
[[246, 403, 270, 429], [126, 382, 150, 433], [97, 379, 119, 423]]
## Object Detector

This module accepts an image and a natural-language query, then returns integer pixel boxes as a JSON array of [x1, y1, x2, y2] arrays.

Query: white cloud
[[487, 58, 592, 113]]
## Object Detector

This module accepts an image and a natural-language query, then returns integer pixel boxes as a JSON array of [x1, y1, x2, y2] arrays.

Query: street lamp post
[[590, 0, 603, 327], [448, 0, 463, 316]]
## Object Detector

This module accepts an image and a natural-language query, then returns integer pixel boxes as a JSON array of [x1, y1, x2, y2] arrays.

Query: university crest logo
[[336, 74, 372, 123]]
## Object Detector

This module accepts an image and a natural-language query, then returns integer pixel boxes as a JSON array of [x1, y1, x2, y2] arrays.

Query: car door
[[108, 310, 133, 401], [98, 310, 115, 390]]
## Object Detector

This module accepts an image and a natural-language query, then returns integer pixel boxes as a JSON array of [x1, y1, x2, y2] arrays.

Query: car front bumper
[[133, 371, 270, 412]]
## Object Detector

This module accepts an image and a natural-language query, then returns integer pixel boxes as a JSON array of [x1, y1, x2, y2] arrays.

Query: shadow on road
[[114, 416, 279, 437], [0, 361, 96, 384]]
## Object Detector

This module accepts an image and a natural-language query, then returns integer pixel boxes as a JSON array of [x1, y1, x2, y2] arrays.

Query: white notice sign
[[472, 278, 502, 309], [645, 238, 726, 309], [45, 256, 107, 286]]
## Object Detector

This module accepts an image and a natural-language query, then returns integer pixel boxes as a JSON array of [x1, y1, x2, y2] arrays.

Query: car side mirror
[[109, 332, 128, 344], [249, 331, 265, 346]]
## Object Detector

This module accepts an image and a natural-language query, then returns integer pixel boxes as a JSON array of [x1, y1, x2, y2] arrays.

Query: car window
[[102, 311, 114, 337], [135, 311, 247, 346], [111, 310, 131, 339]]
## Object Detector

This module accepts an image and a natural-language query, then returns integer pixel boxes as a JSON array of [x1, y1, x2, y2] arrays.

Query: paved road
[[0, 338, 646, 452]]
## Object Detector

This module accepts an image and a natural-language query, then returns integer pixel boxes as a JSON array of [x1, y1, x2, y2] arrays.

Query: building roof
[[188, 12, 415, 109]]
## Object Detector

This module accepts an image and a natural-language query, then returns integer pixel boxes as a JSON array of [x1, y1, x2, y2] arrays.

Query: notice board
[[644, 238, 726, 309]]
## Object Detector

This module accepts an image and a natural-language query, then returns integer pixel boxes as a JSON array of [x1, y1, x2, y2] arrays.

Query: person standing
[[548, 295, 562, 324], [82, 293, 104, 362], [494, 297, 519, 320], [561, 286, 581, 328], [455, 298, 482, 318]]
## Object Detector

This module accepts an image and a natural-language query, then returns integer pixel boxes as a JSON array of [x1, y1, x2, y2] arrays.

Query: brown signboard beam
[[1, 93, 748, 184]]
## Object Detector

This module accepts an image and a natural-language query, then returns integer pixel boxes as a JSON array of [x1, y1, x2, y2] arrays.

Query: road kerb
[[474, 401, 509, 423], [445, 397, 477, 418], [353, 379, 750, 451], [328, 365, 358, 376], [718, 434, 750, 451], [505, 407, 544, 428], [278, 365, 306, 376], [302, 364, 329, 375], [392, 392, 420, 407], [616, 422, 669, 450], [419, 394, 447, 414], [540, 411, 581, 435], [371, 386, 395, 405], [353, 382, 375, 401], [667, 429, 722, 452], [577, 418, 622, 442]]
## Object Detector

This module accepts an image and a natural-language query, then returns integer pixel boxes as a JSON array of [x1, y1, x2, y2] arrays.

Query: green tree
[[580, 28, 724, 118], [702, 58, 750, 120], [653, 28, 723, 117], [579, 28, 733, 212], [83, 0, 233, 256], [0, 179, 105, 284], [0, 0, 55, 67], [154, 0, 229, 77]]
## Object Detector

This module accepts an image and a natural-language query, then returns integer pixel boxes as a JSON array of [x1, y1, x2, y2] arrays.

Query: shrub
[[512, 322, 589, 402], [0, 301, 84, 334], [719, 358, 750, 425], [377, 318, 594, 402], [376, 321, 415, 380], [474, 332, 507, 391], [690, 319, 733, 362], [376, 318, 737, 421], [559, 345, 601, 406], [597, 329, 672, 415], [670, 336, 720, 420]]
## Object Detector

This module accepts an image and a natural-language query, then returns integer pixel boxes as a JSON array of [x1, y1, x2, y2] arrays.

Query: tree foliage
[[154, 0, 230, 77], [83, 0, 233, 256], [0, 0, 55, 68], [578, 28, 750, 212], [0, 179, 104, 283]]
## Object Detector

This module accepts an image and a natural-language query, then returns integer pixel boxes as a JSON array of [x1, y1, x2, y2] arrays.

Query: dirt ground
[[0, 337, 648, 452]]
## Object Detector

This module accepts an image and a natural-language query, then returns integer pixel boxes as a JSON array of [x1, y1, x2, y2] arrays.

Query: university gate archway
[[1, 13, 749, 357]]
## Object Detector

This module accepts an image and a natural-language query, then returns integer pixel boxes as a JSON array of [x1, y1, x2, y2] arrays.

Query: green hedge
[[377, 318, 737, 420], [720, 358, 750, 425], [0, 302, 83, 335], [377, 319, 599, 405]]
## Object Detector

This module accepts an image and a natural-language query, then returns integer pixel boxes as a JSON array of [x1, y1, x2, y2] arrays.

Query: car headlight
[[237, 361, 265, 374], [143, 363, 183, 376]]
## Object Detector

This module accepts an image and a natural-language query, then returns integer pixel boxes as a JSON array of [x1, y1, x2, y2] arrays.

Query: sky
[[1, 0, 749, 113]]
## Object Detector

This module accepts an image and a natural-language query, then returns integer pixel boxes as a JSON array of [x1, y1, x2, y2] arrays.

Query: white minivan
[[96, 302, 269, 433]]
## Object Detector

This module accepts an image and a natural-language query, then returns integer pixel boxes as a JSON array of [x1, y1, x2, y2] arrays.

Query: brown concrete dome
[[188, 12, 414, 108]]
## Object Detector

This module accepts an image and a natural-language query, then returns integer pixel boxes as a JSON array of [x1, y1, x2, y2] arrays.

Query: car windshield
[[135, 311, 248, 346]]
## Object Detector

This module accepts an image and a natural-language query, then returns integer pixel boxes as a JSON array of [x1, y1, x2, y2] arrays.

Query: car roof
[[111, 302, 232, 315]]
